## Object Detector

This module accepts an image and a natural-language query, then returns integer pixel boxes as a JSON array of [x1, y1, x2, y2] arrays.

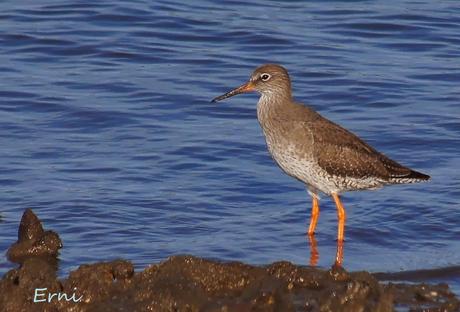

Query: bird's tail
[[389, 169, 430, 184]]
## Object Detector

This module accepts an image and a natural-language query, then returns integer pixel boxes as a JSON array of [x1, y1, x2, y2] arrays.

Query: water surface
[[1, 0, 459, 294]]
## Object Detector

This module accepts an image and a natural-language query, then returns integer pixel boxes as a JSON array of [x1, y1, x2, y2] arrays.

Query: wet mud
[[1, 209, 458, 312]]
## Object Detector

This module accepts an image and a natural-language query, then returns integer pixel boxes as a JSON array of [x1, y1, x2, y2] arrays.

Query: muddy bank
[[1, 209, 458, 312]]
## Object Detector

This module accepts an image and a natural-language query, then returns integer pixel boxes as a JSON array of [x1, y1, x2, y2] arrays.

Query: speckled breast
[[260, 123, 341, 195]]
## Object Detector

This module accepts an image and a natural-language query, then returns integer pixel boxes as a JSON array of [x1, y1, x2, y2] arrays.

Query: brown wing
[[272, 102, 418, 181], [306, 112, 412, 180]]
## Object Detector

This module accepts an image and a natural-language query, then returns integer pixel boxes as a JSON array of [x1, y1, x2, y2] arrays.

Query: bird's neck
[[257, 92, 293, 123]]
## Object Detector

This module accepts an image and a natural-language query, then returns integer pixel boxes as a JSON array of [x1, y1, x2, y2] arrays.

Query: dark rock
[[0, 257, 62, 312], [7, 209, 62, 262]]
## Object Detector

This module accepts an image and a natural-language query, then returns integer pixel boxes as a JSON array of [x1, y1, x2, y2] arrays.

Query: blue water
[[1, 0, 459, 294]]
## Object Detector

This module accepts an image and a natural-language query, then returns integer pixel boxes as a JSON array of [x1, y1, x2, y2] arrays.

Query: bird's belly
[[268, 145, 385, 194], [267, 143, 339, 195]]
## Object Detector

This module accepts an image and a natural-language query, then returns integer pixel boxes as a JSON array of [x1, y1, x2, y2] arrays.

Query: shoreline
[[1, 209, 458, 311]]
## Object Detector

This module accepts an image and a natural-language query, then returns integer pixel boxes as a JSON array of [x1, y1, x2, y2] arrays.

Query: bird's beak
[[211, 81, 255, 102]]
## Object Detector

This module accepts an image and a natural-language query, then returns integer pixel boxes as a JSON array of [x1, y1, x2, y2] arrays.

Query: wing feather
[[304, 111, 412, 180]]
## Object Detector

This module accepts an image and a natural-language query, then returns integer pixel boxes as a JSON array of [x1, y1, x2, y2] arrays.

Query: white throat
[[256, 92, 280, 123]]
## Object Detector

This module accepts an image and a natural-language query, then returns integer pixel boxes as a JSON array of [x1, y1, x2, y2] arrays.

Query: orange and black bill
[[211, 81, 255, 102]]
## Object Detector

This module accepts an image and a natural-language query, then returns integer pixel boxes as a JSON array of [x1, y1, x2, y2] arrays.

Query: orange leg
[[307, 196, 320, 236], [331, 193, 346, 242], [335, 239, 344, 266]]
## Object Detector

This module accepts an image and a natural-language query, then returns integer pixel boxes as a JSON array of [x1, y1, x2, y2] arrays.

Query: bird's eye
[[260, 73, 271, 81]]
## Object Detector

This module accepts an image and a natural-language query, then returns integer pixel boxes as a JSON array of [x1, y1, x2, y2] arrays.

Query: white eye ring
[[260, 73, 271, 81]]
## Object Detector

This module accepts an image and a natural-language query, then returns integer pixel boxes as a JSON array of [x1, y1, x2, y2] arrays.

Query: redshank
[[212, 64, 430, 246]]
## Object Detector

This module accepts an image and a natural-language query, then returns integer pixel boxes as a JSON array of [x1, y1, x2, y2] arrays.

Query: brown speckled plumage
[[212, 64, 429, 246]]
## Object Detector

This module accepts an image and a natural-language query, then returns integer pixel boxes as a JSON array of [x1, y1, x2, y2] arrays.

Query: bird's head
[[212, 64, 292, 102]]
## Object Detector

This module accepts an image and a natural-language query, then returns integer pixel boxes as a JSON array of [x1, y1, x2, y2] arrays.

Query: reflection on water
[[307, 235, 344, 267], [308, 236, 319, 266]]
